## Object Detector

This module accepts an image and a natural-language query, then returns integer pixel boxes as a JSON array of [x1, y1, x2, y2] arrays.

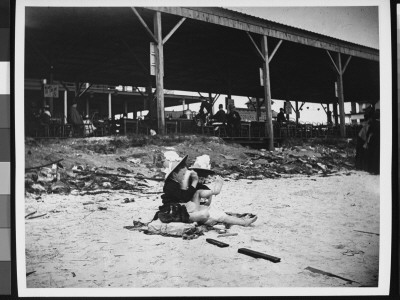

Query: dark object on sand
[[305, 266, 358, 284], [27, 213, 47, 220], [238, 248, 281, 263], [25, 211, 37, 219], [25, 158, 64, 171], [206, 238, 229, 248], [353, 230, 379, 236], [154, 203, 190, 223]]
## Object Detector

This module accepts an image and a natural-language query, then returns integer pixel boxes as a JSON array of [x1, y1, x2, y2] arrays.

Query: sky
[[227, 6, 379, 49], [163, 6, 379, 124]]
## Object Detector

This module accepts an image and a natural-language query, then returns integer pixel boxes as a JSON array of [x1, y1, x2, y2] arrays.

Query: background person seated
[[277, 108, 286, 124], [69, 102, 84, 136], [40, 105, 52, 125], [226, 104, 241, 137], [212, 104, 227, 125]]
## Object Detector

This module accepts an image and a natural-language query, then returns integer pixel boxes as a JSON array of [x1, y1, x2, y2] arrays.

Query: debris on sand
[[24, 137, 356, 198]]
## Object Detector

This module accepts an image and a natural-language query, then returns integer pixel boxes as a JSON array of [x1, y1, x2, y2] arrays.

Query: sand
[[24, 170, 380, 289]]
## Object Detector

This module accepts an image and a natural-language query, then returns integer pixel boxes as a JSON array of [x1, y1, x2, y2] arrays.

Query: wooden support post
[[74, 82, 79, 98], [64, 90, 68, 125], [131, 7, 157, 43], [285, 101, 290, 121], [182, 99, 185, 113], [146, 84, 152, 112], [261, 35, 274, 151], [336, 53, 346, 137], [123, 100, 127, 134], [256, 98, 260, 121], [133, 105, 137, 120], [246, 32, 265, 62], [350, 102, 357, 124], [162, 17, 186, 44], [333, 99, 339, 125], [269, 40, 283, 63], [225, 93, 231, 111], [154, 12, 165, 135], [86, 98, 89, 117], [295, 101, 299, 125], [209, 92, 214, 114], [326, 103, 332, 125], [124, 100, 128, 114], [49, 66, 54, 115], [108, 93, 112, 119]]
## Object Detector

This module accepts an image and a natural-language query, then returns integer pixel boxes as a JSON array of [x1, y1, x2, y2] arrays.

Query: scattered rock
[[70, 190, 80, 196], [50, 182, 70, 194], [30, 184, 46, 193]]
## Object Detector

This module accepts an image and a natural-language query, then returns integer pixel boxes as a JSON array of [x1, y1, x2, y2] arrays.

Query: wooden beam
[[131, 7, 158, 43], [247, 97, 257, 111], [268, 40, 283, 63], [335, 52, 346, 137], [342, 55, 352, 74], [146, 7, 379, 61], [326, 50, 340, 75], [134, 86, 145, 97], [212, 94, 220, 106], [289, 101, 296, 112], [320, 103, 327, 113], [154, 11, 165, 134], [261, 35, 274, 151], [163, 17, 186, 44], [246, 32, 265, 62], [78, 83, 93, 98]]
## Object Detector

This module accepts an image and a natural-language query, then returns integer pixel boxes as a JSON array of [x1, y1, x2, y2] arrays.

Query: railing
[[27, 118, 362, 139]]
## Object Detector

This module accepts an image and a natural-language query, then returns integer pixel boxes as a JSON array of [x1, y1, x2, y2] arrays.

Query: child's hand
[[190, 170, 199, 181]]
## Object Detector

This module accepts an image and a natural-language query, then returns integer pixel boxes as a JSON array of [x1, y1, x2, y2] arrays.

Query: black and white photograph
[[15, 0, 392, 297]]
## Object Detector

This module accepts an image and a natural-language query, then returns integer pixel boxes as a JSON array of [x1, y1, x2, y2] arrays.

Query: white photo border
[[15, 0, 392, 297]]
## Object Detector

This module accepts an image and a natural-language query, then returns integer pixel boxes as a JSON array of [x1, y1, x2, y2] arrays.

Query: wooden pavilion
[[24, 6, 379, 149]]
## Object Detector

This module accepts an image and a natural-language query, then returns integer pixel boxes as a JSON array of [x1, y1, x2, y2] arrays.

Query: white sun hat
[[188, 154, 215, 177]]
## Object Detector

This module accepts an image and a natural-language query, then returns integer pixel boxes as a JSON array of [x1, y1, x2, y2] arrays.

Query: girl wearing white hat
[[158, 153, 257, 226]]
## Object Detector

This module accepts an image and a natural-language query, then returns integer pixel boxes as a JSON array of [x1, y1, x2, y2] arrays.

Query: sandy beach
[[24, 170, 379, 288]]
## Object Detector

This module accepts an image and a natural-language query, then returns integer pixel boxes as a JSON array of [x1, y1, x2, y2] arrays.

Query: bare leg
[[188, 209, 210, 224], [211, 176, 223, 195], [221, 215, 258, 227]]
